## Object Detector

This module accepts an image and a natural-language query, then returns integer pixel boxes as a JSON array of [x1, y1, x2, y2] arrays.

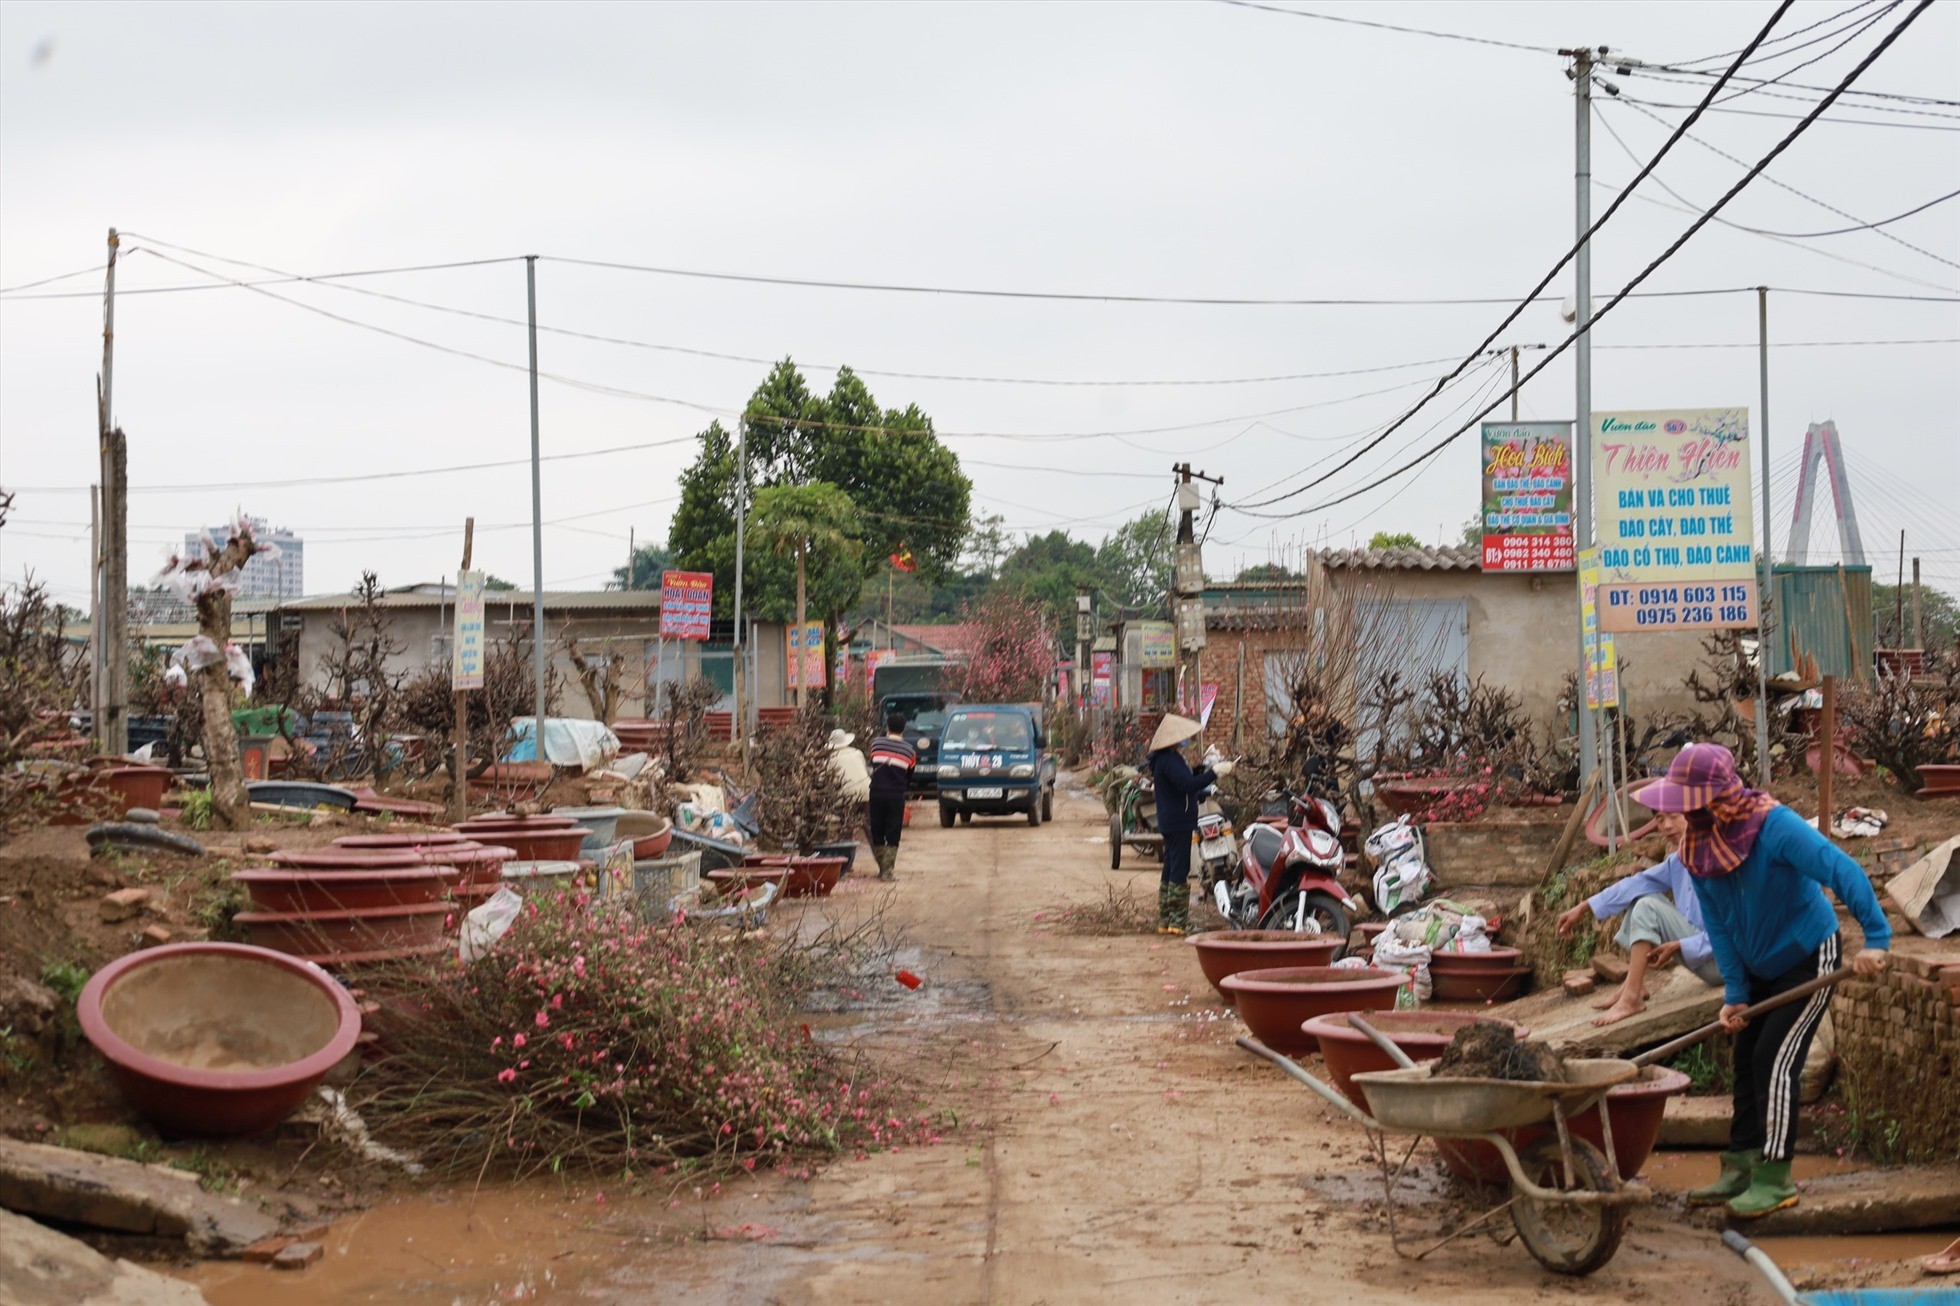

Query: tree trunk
[[794, 541, 807, 708], [196, 588, 249, 829]]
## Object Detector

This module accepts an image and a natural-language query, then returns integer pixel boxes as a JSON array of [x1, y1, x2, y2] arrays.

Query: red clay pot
[[459, 827, 588, 861], [706, 867, 790, 899], [783, 856, 845, 899], [270, 847, 433, 872], [49, 763, 173, 824], [742, 853, 793, 868], [1915, 764, 1960, 797], [1220, 966, 1408, 1053], [1188, 931, 1345, 1003], [333, 831, 471, 849], [499, 860, 583, 893], [347, 787, 444, 819], [76, 942, 362, 1136], [233, 901, 455, 956], [233, 867, 460, 914], [1507, 1065, 1692, 1180], [1430, 966, 1533, 1003], [616, 812, 673, 860], [1429, 945, 1525, 972], [454, 814, 578, 832], [425, 842, 518, 887]]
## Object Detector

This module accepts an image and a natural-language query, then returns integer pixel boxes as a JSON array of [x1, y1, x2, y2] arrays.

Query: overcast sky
[[3, 0, 1955, 611]]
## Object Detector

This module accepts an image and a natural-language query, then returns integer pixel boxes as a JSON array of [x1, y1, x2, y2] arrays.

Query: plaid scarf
[[1679, 785, 1779, 877]]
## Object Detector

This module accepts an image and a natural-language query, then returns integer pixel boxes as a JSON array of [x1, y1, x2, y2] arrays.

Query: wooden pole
[[1818, 674, 1836, 838], [1912, 557, 1924, 652], [449, 517, 475, 822]]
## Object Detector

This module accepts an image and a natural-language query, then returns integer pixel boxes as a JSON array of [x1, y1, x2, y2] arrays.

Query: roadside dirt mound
[[1434, 1020, 1568, 1082]]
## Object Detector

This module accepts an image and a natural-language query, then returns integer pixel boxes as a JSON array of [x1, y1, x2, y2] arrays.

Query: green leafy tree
[[999, 530, 1105, 637], [750, 482, 863, 703], [1367, 531, 1423, 550], [1234, 562, 1298, 582], [483, 574, 519, 591], [666, 362, 970, 621], [1098, 510, 1176, 610], [612, 544, 675, 592], [1874, 582, 1959, 650]]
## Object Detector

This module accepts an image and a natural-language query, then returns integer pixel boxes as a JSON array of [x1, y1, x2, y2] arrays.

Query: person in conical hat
[[1145, 714, 1229, 935]]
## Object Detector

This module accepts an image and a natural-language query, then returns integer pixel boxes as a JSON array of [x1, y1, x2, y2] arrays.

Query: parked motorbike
[[1202, 785, 1362, 943], [1363, 815, 1434, 917]]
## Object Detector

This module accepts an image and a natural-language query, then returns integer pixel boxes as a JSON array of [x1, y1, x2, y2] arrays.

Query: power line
[[1229, 0, 1938, 524], [1614, 93, 1960, 131], [0, 251, 527, 302], [1609, 98, 1960, 273], [1229, 3, 1798, 516], [1622, 50, 1960, 107], [1709, 0, 1899, 104], [1667, 0, 1885, 69], [1209, 0, 1557, 54], [1598, 336, 1958, 349], [1616, 64, 1960, 118]]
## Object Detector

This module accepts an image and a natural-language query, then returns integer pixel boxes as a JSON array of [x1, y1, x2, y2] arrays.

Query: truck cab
[[934, 703, 1057, 828]]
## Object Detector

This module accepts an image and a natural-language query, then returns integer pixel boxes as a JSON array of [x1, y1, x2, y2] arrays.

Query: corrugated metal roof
[[274, 590, 663, 613], [1769, 565, 1874, 685], [1319, 544, 1481, 571]]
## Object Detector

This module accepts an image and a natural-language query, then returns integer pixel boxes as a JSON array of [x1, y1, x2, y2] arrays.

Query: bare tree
[[156, 522, 269, 827]]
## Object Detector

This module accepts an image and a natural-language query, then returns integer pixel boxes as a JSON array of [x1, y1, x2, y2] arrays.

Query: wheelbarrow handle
[[1345, 1014, 1420, 1071], [1719, 1231, 1801, 1305], [1234, 1036, 1383, 1130], [1632, 967, 1853, 1069]]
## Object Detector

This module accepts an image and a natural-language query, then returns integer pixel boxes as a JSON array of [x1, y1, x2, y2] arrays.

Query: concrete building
[[184, 517, 304, 599], [271, 585, 791, 720]]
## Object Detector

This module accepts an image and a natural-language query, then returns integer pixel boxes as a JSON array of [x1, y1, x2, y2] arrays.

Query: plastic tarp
[[503, 717, 620, 771]]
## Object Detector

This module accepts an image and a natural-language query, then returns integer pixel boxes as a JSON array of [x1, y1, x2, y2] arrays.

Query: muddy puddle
[[1752, 1230, 1957, 1275], [1642, 1149, 1870, 1192]]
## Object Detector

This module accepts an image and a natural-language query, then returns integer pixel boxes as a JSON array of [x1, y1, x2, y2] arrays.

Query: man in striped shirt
[[868, 714, 917, 882]]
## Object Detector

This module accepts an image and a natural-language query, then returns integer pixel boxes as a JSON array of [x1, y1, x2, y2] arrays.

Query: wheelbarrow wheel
[[1510, 1137, 1627, 1277], [1109, 811, 1123, 869]]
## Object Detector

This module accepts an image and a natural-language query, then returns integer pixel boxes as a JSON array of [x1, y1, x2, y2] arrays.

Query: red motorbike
[[1202, 787, 1361, 944]]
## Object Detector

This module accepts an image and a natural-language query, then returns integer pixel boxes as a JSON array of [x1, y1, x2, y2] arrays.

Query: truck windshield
[[882, 696, 950, 731], [943, 712, 1031, 752]]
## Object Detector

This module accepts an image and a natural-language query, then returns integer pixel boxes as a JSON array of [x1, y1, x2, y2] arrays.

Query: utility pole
[[450, 518, 475, 822], [526, 256, 547, 745], [732, 420, 749, 755], [1754, 287, 1773, 781], [96, 228, 128, 757], [1510, 345, 1520, 421], [1172, 463, 1222, 728], [1894, 530, 1907, 646], [1567, 47, 1599, 793], [1912, 556, 1924, 651], [626, 525, 635, 592]]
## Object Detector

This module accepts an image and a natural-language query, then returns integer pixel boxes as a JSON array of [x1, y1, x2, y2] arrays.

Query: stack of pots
[[229, 834, 516, 967], [452, 813, 592, 863], [1427, 946, 1533, 1002]]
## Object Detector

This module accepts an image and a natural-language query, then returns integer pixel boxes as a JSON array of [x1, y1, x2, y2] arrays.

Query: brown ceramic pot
[[232, 867, 460, 914], [1188, 931, 1344, 1003], [233, 901, 454, 956], [782, 856, 845, 899], [1220, 966, 1409, 1053]]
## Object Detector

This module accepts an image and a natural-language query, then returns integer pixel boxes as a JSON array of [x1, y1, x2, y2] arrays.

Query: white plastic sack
[[459, 887, 524, 963], [224, 643, 255, 697], [173, 634, 224, 672], [1373, 934, 1434, 1001], [1451, 915, 1493, 953], [162, 664, 188, 687]]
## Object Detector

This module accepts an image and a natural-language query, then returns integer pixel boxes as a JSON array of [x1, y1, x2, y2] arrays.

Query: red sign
[[659, 571, 713, 640]]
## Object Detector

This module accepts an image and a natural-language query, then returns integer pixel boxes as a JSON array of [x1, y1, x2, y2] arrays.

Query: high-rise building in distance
[[182, 517, 304, 599]]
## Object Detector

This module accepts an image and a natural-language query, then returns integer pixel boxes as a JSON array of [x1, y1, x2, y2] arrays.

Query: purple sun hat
[[1632, 742, 1743, 813]]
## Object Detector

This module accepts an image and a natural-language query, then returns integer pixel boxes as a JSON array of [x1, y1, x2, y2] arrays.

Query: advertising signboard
[[786, 621, 827, 690], [658, 570, 713, 640], [1090, 650, 1112, 707], [1480, 422, 1574, 572], [1578, 549, 1620, 709], [452, 569, 486, 690], [1592, 408, 1757, 633], [1136, 621, 1177, 669]]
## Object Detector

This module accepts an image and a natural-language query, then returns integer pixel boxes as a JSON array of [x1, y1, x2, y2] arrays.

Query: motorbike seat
[[1245, 823, 1284, 870]]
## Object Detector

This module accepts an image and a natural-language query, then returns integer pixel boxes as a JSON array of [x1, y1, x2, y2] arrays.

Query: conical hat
[[1149, 714, 1202, 753]]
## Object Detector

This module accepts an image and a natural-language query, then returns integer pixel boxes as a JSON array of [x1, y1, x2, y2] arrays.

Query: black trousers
[[867, 795, 906, 849], [1730, 931, 1839, 1162], [1160, 830, 1193, 888]]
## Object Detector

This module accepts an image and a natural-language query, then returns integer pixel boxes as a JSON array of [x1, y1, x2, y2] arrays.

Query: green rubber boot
[[875, 847, 897, 882], [1157, 884, 1189, 936], [1686, 1149, 1754, 1207], [1727, 1158, 1799, 1219]]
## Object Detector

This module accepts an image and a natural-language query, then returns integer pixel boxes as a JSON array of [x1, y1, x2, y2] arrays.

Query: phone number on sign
[[1600, 582, 1754, 630]]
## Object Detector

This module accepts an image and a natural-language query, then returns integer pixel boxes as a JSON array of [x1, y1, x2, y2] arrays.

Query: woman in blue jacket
[[1632, 743, 1890, 1218], [1146, 714, 1223, 936]]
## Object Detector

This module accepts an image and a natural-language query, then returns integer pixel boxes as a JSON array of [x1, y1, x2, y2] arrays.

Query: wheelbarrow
[[1238, 1015, 1652, 1277], [1721, 1230, 1956, 1304], [1106, 776, 1163, 869]]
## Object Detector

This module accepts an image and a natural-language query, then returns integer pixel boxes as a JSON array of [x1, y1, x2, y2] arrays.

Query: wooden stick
[[1631, 967, 1853, 1068], [1545, 768, 1604, 880], [450, 518, 475, 823]]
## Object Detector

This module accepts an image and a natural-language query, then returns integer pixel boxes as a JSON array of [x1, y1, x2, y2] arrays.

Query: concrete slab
[[0, 1138, 277, 1257], [0, 1206, 208, 1305], [1659, 1095, 1733, 1148], [1507, 967, 1725, 1056]]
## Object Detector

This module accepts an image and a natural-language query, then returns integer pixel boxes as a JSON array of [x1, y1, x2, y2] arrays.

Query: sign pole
[[1754, 287, 1773, 782], [1818, 675, 1837, 840], [525, 255, 547, 740], [1571, 47, 1598, 794], [450, 517, 475, 822]]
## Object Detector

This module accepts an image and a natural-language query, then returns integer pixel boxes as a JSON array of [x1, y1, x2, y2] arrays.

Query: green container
[[231, 705, 297, 736]]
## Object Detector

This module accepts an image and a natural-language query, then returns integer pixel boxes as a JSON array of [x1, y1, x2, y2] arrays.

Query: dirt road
[[185, 777, 1775, 1304]]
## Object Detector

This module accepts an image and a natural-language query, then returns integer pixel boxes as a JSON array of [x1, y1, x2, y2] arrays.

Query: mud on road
[[186, 780, 1792, 1304]]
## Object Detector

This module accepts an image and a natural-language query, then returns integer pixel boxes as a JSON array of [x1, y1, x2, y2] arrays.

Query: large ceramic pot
[[706, 867, 790, 899], [615, 812, 673, 860], [456, 827, 589, 861], [270, 846, 435, 872], [232, 901, 454, 957], [1429, 949, 1533, 1003], [782, 856, 844, 899], [233, 866, 459, 914], [1188, 931, 1345, 1003], [554, 806, 625, 849], [454, 814, 577, 833], [423, 842, 518, 887], [333, 832, 471, 849], [1508, 1064, 1692, 1181], [1305, 1011, 1529, 1106], [76, 943, 361, 1136], [50, 763, 173, 824], [1220, 966, 1408, 1053]]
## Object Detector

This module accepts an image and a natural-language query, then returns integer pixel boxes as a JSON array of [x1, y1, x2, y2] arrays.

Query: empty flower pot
[[706, 866, 790, 900], [346, 787, 443, 819], [498, 860, 584, 894], [76, 942, 362, 1136], [615, 812, 673, 860], [1220, 966, 1409, 1053], [418, 841, 517, 887], [233, 901, 454, 957], [232, 867, 460, 914], [452, 827, 589, 861], [782, 856, 844, 899], [553, 806, 625, 849], [1429, 960, 1534, 1004], [1188, 931, 1345, 1003], [742, 853, 793, 868], [49, 763, 173, 824], [1429, 945, 1525, 971], [1505, 1064, 1692, 1180], [333, 832, 472, 849], [270, 846, 436, 872], [1306, 1011, 1529, 1108]]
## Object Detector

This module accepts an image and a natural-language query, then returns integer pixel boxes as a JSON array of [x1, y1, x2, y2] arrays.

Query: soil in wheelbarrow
[[1434, 1020, 1568, 1083]]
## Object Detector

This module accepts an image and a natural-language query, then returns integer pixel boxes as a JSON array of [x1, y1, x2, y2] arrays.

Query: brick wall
[[1830, 946, 1960, 1161], [1424, 815, 1569, 888]]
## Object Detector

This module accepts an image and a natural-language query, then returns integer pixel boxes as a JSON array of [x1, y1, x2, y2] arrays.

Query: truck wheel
[[1042, 786, 1054, 822], [959, 811, 972, 825], [1109, 812, 1123, 869], [939, 803, 955, 828], [1027, 797, 1042, 827]]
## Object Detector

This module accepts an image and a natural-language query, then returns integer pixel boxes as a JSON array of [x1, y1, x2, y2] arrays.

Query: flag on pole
[[889, 548, 916, 573]]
